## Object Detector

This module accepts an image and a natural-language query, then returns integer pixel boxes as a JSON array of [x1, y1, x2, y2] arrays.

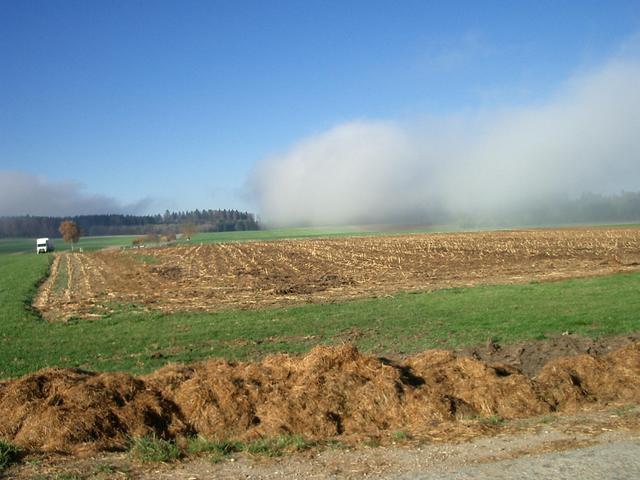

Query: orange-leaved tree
[[59, 220, 81, 251]]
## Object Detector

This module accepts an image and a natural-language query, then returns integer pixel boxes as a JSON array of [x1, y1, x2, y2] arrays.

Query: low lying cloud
[[0, 171, 152, 217], [251, 57, 640, 227]]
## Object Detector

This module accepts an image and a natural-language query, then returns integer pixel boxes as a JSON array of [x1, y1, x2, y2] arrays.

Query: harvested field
[[1, 342, 640, 454], [34, 227, 640, 321]]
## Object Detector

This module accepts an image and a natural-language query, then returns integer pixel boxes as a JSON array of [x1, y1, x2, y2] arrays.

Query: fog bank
[[250, 58, 640, 227], [0, 171, 152, 217]]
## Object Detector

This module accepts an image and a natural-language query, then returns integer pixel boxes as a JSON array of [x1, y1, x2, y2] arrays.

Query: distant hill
[[0, 209, 259, 238]]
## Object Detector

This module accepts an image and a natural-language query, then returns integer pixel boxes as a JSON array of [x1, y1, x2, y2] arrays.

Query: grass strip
[[0, 440, 21, 473], [187, 435, 316, 463], [128, 435, 181, 463]]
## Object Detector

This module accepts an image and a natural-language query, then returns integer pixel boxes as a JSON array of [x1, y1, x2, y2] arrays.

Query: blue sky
[[1, 0, 640, 218]]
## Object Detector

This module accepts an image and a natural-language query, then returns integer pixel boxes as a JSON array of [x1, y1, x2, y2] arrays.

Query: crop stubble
[[34, 227, 640, 321]]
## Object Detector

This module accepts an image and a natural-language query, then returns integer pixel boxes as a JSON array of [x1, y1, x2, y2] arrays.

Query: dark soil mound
[[459, 333, 640, 376]]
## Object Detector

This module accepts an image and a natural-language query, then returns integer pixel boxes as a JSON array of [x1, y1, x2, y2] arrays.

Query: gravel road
[[398, 439, 640, 480], [131, 421, 640, 480], [7, 407, 640, 479]]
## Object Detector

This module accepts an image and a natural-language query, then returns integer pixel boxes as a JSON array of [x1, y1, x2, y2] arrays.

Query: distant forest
[[0, 209, 260, 238]]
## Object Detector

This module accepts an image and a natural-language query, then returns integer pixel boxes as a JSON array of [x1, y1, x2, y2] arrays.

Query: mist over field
[[251, 58, 640, 227]]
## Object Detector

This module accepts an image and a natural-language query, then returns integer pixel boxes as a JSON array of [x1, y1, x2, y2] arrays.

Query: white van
[[36, 238, 55, 254]]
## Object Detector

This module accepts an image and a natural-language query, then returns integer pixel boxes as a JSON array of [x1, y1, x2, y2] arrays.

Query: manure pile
[[1, 342, 640, 454]]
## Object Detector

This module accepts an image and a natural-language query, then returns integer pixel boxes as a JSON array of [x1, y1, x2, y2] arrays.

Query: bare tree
[[180, 222, 197, 241], [59, 220, 81, 251], [145, 232, 160, 244]]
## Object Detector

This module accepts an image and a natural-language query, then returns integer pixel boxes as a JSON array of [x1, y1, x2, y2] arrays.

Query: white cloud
[[250, 57, 640, 226], [0, 171, 152, 216]]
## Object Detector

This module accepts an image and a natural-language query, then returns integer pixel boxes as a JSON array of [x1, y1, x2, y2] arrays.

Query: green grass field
[[0, 228, 364, 255], [0, 235, 137, 255], [1, 237, 639, 378], [1, 225, 446, 256]]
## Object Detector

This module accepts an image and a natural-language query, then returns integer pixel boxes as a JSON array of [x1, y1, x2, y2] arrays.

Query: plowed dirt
[[459, 332, 640, 376], [33, 227, 640, 321], [1, 341, 640, 454]]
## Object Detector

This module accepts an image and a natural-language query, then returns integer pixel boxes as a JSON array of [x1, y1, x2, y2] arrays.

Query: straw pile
[[536, 342, 640, 411], [146, 344, 408, 439], [0, 368, 188, 453], [1, 342, 639, 453], [405, 350, 550, 420]]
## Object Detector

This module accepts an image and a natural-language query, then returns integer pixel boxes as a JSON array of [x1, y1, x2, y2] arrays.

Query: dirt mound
[[150, 265, 183, 280], [1, 342, 640, 454], [273, 273, 355, 295], [460, 333, 640, 376]]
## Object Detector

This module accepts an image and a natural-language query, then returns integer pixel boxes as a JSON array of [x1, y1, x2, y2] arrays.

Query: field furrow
[[33, 227, 640, 320], [32, 254, 60, 314]]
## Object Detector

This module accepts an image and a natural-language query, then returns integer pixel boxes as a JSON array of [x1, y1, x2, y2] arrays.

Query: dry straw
[[1, 342, 640, 453]]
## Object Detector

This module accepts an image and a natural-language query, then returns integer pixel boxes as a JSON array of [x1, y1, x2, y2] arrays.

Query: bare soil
[[33, 227, 640, 321], [458, 332, 640, 376]]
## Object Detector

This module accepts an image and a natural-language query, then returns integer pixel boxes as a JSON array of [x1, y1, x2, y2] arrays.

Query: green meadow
[[1, 225, 444, 255]]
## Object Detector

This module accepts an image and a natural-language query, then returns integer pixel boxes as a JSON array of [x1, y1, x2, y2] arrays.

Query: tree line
[[0, 209, 259, 238]]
